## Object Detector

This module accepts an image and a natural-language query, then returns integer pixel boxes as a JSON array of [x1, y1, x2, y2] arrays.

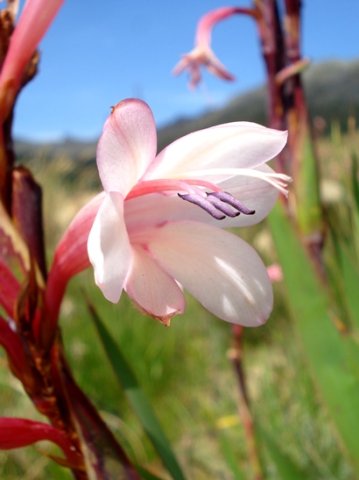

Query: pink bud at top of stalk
[[0, 0, 64, 119], [173, 6, 256, 88]]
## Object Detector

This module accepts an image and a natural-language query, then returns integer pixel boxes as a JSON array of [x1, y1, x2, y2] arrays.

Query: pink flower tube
[[47, 99, 289, 330], [0, 0, 64, 118]]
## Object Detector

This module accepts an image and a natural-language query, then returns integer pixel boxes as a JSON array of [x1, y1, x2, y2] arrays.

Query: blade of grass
[[88, 303, 186, 480], [269, 204, 359, 472]]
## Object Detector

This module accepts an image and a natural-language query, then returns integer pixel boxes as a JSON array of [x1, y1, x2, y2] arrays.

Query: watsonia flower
[[173, 6, 256, 88], [48, 98, 289, 327]]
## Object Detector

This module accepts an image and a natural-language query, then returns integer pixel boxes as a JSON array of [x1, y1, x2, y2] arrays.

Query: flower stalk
[[229, 325, 264, 480]]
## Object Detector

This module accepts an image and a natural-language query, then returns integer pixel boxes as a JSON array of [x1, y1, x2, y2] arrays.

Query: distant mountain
[[158, 59, 359, 149], [15, 59, 359, 163]]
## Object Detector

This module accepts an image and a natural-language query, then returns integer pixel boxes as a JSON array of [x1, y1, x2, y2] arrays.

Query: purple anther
[[206, 193, 240, 217], [208, 191, 255, 215], [178, 193, 225, 220]]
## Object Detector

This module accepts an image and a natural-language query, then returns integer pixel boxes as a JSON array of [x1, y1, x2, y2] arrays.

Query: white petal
[[147, 222, 273, 326], [125, 246, 185, 324], [145, 122, 287, 180], [214, 164, 279, 227], [97, 99, 157, 196], [87, 192, 132, 302]]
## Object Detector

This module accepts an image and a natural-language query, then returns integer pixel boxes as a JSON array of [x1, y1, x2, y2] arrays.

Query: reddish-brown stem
[[282, 0, 325, 275], [0, 112, 15, 212], [254, 0, 285, 130], [229, 325, 263, 480]]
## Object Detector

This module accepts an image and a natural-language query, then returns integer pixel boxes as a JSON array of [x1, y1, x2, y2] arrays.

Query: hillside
[[15, 59, 359, 164], [158, 59, 359, 149]]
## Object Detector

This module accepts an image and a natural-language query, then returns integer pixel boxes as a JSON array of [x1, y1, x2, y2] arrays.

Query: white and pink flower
[[49, 98, 289, 327]]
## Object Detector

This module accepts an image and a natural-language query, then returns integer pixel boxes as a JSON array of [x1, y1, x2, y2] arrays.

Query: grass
[[0, 128, 358, 479]]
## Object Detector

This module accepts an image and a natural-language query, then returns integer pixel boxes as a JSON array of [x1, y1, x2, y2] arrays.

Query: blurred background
[[1, 1, 359, 479]]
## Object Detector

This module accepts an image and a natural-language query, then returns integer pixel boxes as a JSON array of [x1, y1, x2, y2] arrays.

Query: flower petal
[[214, 164, 280, 227], [147, 222, 273, 326], [45, 193, 105, 326], [88, 192, 132, 303], [51, 192, 105, 280], [97, 99, 157, 196], [125, 246, 185, 324], [145, 122, 287, 180]]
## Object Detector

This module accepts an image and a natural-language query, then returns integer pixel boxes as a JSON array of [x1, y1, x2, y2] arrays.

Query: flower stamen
[[179, 191, 255, 220]]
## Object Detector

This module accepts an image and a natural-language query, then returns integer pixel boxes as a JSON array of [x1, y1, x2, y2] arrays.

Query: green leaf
[[63, 363, 140, 480], [269, 204, 359, 473], [137, 466, 166, 480], [330, 235, 359, 331], [294, 132, 323, 236], [89, 304, 186, 480], [351, 152, 359, 211]]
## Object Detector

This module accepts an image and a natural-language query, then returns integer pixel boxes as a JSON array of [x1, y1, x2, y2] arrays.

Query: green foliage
[[270, 200, 359, 473], [89, 302, 185, 480]]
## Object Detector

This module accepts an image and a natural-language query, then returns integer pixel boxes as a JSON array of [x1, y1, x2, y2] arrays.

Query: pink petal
[[147, 221, 273, 326], [88, 192, 132, 303], [45, 193, 104, 326], [125, 246, 185, 324], [207, 58, 235, 82], [145, 122, 287, 180], [51, 192, 105, 280], [97, 99, 157, 196]]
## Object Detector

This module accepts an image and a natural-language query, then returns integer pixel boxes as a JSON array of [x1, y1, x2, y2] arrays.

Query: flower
[[173, 44, 235, 89], [49, 98, 289, 327], [173, 7, 256, 88]]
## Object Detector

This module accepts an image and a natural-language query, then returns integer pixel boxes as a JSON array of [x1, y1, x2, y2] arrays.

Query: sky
[[10, 0, 359, 141]]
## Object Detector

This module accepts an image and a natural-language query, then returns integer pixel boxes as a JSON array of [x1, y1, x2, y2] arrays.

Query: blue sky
[[11, 0, 359, 141]]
